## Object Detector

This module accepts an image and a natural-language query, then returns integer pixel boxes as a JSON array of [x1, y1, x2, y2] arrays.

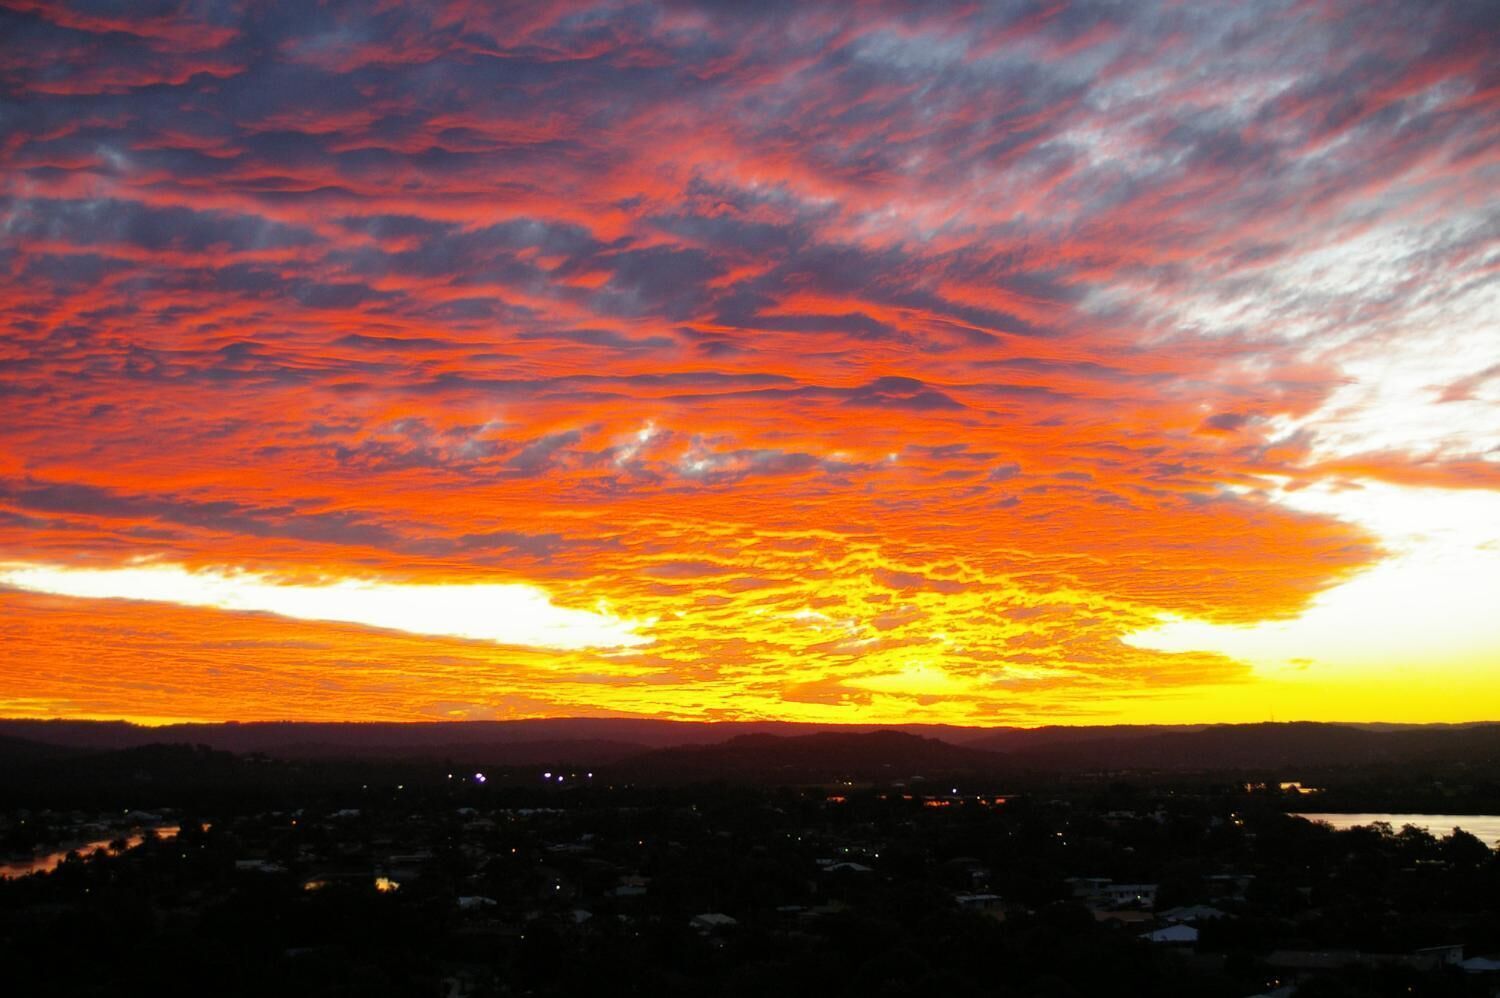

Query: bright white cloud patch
[[1125, 482, 1500, 676], [0, 562, 646, 651]]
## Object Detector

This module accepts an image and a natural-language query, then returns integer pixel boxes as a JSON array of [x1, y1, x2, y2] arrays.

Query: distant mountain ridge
[[993, 721, 1500, 771], [0, 717, 987, 756], [608, 729, 1003, 784], [2, 718, 1497, 781]]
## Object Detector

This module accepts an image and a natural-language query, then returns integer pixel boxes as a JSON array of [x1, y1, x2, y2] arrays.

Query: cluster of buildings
[[3, 782, 1497, 997]]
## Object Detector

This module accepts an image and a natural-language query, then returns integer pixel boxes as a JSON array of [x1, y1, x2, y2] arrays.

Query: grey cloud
[[506, 429, 584, 475], [518, 328, 678, 352], [1, 478, 402, 550], [1202, 412, 1250, 431], [3, 198, 316, 255]]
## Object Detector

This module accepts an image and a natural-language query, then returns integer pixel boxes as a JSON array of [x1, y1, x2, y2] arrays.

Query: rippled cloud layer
[[1, 0, 1496, 723]]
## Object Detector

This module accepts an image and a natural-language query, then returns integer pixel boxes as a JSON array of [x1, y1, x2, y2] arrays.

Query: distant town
[[2, 721, 1498, 996]]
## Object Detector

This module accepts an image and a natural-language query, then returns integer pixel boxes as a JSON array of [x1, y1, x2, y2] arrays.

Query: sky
[[0, 0, 1497, 727]]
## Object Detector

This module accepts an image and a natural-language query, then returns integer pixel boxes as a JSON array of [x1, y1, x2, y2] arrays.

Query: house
[[299, 871, 367, 892], [943, 856, 992, 887], [1206, 873, 1254, 898], [1267, 947, 1466, 976], [1404, 945, 1463, 970], [1094, 908, 1154, 925], [546, 842, 592, 855], [953, 893, 1003, 911], [387, 851, 433, 865], [1160, 904, 1228, 923], [1461, 955, 1500, 974], [1143, 924, 1198, 945], [1264, 950, 1362, 974], [691, 913, 738, 931], [1101, 883, 1158, 908], [457, 896, 497, 911], [1066, 876, 1112, 898]]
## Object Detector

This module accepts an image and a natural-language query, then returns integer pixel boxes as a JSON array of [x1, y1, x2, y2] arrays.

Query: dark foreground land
[[1, 724, 1499, 997]]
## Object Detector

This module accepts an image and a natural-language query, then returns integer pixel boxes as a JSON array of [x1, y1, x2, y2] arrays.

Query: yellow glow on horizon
[[1125, 481, 1500, 699], [0, 561, 646, 652], [847, 664, 976, 696]]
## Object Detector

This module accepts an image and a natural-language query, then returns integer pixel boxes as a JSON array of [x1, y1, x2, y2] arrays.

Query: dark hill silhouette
[[0, 741, 449, 809], [992, 722, 1500, 771], [964, 723, 1207, 752], [0, 742, 252, 807], [607, 730, 1005, 784], [0, 717, 986, 755], [0, 733, 88, 764], [4, 718, 1499, 777], [5, 723, 1500, 804], [265, 737, 647, 766]]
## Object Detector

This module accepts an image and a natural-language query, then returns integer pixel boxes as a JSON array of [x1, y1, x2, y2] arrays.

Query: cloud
[[0, 0, 1494, 724], [0, 561, 645, 650], [844, 377, 966, 411]]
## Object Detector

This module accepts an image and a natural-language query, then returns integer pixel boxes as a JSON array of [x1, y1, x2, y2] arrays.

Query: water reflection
[[1293, 813, 1500, 846], [0, 826, 180, 879]]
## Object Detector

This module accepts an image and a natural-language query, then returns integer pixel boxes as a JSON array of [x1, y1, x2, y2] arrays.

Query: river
[[1292, 813, 1500, 846], [0, 826, 181, 879]]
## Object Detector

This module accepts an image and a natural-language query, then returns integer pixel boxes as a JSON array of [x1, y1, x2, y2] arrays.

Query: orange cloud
[[0, 0, 1495, 724]]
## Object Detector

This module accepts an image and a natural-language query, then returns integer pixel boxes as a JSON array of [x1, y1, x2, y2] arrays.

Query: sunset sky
[[1, 0, 1497, 727]]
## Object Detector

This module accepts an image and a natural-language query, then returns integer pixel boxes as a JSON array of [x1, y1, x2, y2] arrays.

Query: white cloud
[[0, 561, 646, 651], [1125, 482, 1500, 677]]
